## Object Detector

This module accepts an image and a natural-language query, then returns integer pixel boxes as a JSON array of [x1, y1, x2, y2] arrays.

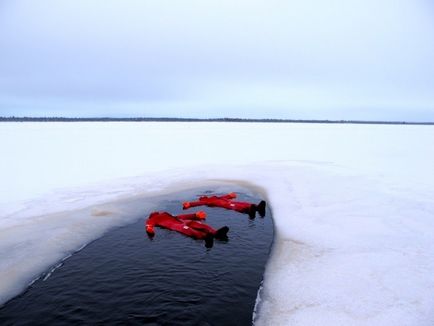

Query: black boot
[[257, 200, 266, 217], [204, 234, 214, 248], [248, 204, 256, 219], [215, 226, 229, 240]]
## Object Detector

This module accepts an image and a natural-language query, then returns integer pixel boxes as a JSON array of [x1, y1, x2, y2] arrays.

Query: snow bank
[[1, 122, 433, 325]]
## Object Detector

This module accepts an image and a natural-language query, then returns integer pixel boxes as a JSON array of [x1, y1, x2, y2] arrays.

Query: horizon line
[[1, 116, 433, 125]]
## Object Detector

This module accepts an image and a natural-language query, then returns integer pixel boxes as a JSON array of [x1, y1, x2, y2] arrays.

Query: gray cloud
[[1, 0, 434, 120]]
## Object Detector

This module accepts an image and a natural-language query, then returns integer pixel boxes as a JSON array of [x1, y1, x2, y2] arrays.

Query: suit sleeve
[[183, 200, 207, 209], [145, 212, 158, 235], [176, 211, 207, 220], [218, 192, 237, 200]]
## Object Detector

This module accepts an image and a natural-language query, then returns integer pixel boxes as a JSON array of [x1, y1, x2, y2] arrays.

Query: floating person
[[145, 211, 229, 248], [182, 193, 266, 219]]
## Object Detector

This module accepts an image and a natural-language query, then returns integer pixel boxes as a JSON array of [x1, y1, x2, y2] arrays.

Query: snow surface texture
[[1, 122, 433, 325]]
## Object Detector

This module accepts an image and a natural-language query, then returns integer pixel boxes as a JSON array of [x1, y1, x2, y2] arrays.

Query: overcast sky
[[1, 0, 434, 121]]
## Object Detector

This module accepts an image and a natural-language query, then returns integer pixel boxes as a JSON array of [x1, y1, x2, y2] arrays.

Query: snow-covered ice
[[1, 122, 433, 325]]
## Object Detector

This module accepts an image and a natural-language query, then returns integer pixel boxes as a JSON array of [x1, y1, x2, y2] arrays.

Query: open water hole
[[0, 189, 273, 325]]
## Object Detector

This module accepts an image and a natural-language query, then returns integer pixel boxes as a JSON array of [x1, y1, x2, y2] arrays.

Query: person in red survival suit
[[145, 211, 229, 248], [182, 192, 266, 219]]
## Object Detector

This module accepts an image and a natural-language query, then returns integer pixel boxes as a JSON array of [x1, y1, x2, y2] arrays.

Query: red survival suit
[[145, 211, 229, 248], [182, 193, 266, 218]]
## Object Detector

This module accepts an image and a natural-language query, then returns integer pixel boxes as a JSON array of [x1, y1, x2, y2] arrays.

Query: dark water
[[0, 190, 273, 325]]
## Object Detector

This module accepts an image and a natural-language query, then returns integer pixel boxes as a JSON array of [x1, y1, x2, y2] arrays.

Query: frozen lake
[[1, 122, 433, 325]]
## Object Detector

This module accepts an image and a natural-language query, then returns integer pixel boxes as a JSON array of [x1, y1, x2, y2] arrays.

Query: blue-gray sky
[[1, 0, 434, 121]]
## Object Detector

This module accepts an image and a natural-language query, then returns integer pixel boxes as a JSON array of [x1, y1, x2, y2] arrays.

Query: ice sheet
[[1, 122, 433, 325]]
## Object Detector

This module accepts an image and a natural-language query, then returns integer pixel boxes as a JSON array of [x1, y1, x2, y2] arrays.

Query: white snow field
[[1, 122, 434, 325]]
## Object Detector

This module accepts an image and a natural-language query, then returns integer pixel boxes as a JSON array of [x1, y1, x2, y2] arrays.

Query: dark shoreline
[[1, 117, 433, 125]]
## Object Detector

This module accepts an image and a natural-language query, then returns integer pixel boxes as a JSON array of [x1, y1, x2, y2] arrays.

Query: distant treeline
[[0, 117, 433, 125]]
